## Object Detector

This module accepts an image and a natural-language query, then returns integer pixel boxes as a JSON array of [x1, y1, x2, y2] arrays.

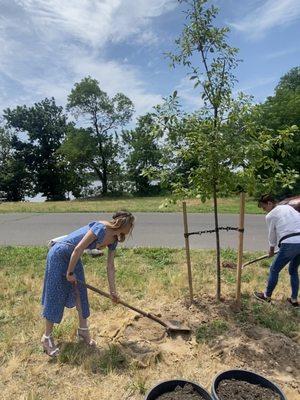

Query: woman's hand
[[268, 247, 275, 258], [66, 271, 77, 285], [110, 291, 120, 304]]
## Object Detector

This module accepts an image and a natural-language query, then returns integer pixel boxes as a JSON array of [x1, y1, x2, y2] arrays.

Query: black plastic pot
[[145, 379, 213, 400], [211, 369, 287, 400]]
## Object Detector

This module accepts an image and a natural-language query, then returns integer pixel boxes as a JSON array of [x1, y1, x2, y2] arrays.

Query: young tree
[[165, 0, 241, 300], [156, 1, 299, 300], [66, 77, 134, 195]]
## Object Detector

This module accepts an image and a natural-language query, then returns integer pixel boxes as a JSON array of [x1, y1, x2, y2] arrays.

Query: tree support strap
[[184, 227, 244, 238]]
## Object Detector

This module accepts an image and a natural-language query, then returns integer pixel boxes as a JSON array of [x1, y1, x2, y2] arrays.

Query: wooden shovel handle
[[77, 279, 169, 328], [242, 251, 278, 269]]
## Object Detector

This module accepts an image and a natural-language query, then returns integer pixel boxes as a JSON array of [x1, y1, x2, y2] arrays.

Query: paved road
[[0, 212, 268, 251]]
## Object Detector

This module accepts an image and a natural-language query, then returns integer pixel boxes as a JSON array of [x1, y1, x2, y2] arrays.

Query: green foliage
[[252, 66, 300, 196], [66, 76, 134, 195], [3, 98, 81, 200], [122, 113, 163, 195], [196, 319, 228, 343], [0, 127, 34, 200], [167, 0, 240, 112]]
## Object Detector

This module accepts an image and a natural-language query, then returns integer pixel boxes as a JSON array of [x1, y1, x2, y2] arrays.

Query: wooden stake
[[235, 192, 246, 308], [183, 201, 193, 305]]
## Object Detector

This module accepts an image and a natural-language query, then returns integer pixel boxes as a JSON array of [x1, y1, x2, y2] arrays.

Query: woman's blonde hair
[[108, 211, 135, 242]]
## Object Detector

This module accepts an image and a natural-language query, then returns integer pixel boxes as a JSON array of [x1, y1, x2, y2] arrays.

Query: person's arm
[[266, 214, 277, 257], [66, 230, 97, 283], [107, 248, 119, 303]]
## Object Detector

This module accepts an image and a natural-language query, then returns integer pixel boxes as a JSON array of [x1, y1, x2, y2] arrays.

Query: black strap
[[278, 232, 300, 247]]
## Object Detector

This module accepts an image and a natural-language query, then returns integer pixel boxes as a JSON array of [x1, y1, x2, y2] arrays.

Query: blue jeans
[[266, 243, 300, 299]]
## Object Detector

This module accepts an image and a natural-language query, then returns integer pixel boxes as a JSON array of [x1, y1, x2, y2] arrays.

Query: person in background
[[41, 211, 135, 357], [254, 195, 300, 307]]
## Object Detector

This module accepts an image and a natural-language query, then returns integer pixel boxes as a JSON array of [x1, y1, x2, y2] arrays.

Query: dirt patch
[[216, 379, 281, 400], [156, 384, 207, 400], [94, 296, 299, 397]]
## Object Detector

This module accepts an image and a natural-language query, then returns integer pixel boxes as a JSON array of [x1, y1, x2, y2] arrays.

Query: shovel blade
[[165, 320, 191, 334]]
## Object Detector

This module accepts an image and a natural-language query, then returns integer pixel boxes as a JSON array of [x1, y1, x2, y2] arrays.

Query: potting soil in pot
[[156, 384, 207, 400], [216, 379, 281, 400]]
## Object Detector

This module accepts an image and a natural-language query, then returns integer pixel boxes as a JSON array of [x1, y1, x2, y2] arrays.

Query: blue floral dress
[[42, 221, 118, 323]]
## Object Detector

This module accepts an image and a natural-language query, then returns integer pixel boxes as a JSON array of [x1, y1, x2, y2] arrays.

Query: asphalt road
[[0, 212, 269, 251]]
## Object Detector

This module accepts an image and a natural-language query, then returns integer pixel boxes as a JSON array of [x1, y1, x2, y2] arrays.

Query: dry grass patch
[[0, 246, 299, 400]]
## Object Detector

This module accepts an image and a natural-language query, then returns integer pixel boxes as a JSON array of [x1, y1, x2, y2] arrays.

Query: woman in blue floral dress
[[41, 211, 135, 356]]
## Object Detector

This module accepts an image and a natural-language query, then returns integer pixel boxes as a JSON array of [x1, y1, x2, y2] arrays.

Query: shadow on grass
[[57, 341, 127, 374]]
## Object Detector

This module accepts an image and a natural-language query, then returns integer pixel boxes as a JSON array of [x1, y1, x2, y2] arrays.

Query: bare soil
[[217, 379, 281, 400], [102, 295, 299, 398], [156, 384, 207, 400]]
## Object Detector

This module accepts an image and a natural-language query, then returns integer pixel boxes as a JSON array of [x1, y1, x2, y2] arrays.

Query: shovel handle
[[76, 279, 169, 328], [242, 251, 278, 269]]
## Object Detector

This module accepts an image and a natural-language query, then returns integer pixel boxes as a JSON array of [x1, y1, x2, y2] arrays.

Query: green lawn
[[0, 195, 262, 214]]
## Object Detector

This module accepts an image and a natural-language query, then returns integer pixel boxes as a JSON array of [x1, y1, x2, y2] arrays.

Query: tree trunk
[[213, 182, 221, 301], [212, 107, 221, 301], [102, 167, 108, 195]]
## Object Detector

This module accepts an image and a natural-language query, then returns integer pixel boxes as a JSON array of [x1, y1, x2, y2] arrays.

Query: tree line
[[0, 1, 299, 203], [0, 67, 298, 202]]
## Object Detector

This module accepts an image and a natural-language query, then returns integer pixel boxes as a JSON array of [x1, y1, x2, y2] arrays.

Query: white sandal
[[41, 334, 59, 357], [77, 327, 97, 346]]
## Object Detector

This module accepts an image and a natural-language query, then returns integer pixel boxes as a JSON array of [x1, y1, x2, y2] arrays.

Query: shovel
[[77, 279, 191, 334], [241, 251, 278, 269]]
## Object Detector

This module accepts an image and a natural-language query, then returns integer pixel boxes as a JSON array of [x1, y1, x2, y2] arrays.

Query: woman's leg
[[289, 254, 300, 301], [42, 319, 59, 356], [75, 288, 96, 345], [265, 245, 294, 297], [45, 319, 54, 336]]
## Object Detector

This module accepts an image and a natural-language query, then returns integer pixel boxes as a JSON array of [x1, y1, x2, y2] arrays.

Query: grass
[[59, 342, 127, 374], [0, 195, 262, 214], [196, 320, 229, 343], [0, 246, 298, 399], [235, 295, 299, 337]]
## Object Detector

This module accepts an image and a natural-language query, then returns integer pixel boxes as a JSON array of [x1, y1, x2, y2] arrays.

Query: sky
[[1, 0, 300, 121]]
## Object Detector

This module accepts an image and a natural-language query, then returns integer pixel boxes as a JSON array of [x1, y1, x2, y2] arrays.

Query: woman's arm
[[107, 249, 119, 302], [66, 230, 97, 282]]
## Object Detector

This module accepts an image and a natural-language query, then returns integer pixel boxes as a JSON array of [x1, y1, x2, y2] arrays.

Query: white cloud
[[265, 47, 299, 60], [175, 77, 204, 111], [69, 52, 163, 117], [16, 0, 176, 48], [230, 0, 300, 39], [0, 0, 176, 116], [237, 76, 277, 93]]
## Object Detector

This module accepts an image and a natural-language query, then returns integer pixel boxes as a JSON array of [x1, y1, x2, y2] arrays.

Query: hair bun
[[112, 211, 131, 220]]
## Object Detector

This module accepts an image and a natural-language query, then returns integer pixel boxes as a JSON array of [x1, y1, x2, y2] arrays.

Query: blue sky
[[1, 0, 299, 120]]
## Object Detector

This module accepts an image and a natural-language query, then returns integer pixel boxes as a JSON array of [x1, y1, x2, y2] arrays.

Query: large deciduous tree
[[0, 127, 33, 201], [3, 98, 76, 200], [66, 77, 134, 195], [122, 113, 163, 195], [255, 67, 300, 196]]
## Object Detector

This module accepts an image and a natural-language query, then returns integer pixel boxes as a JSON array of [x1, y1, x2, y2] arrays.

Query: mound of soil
[[156, 384, 207, 400], [216, 379, 281, 400]]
